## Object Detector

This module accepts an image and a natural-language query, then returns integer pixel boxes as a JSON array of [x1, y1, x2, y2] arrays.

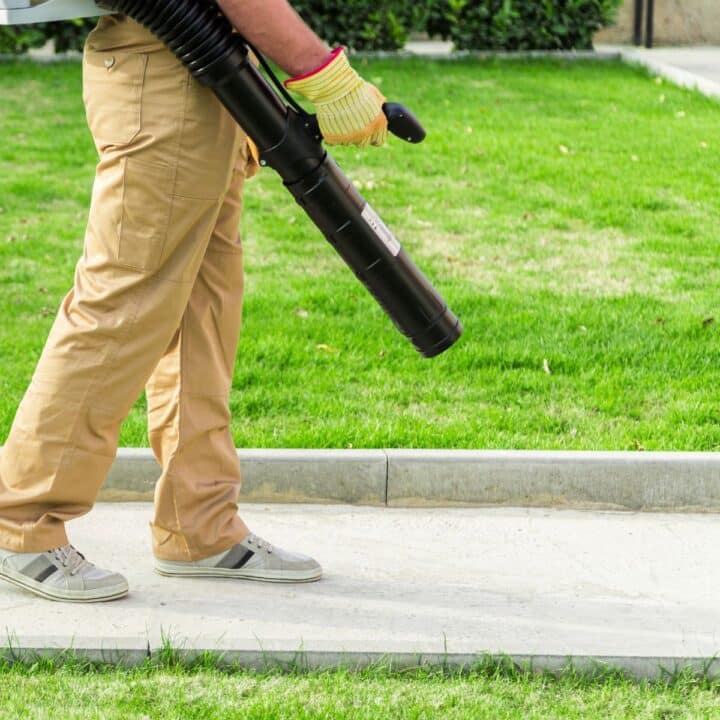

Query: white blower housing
[[0, 0, 109, 24]]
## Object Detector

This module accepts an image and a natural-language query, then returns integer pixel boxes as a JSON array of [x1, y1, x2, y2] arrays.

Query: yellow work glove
[[285, 48, 387, 147]]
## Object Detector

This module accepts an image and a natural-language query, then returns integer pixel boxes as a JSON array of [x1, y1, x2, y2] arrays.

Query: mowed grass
[[2, 659, 720, 719], [1, 58, 719, 450]]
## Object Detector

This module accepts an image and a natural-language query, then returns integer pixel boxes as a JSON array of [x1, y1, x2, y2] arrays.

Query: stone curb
[[1, 642, 716, 680], [100, 448, 389, 505], [85, 448, 720, 510]]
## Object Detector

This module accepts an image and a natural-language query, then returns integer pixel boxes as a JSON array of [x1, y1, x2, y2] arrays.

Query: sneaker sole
[[154, 562, 322, 583], [0, 568, 129, 603]]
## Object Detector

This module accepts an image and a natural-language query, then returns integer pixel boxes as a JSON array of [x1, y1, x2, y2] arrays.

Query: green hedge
[[424, 0, 622, 51], [291, 1, 418, 51], [0, 19, 95, 54], [0, 0, 620, 55]]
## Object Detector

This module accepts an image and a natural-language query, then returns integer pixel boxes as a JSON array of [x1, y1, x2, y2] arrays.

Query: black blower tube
[[103, 0, 463, 358]]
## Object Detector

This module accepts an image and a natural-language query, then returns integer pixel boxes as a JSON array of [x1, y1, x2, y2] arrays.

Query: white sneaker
[[0, 544, 129, 603], [155, 532, 322, 583]]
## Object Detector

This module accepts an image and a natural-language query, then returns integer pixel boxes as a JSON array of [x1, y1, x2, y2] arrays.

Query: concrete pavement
[[631, 46, 720, 86], [600, 45, 720, 101], [2, 503, 719, 678]]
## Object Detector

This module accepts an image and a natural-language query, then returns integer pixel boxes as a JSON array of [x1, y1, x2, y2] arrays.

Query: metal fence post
[[633, 0, 644, 46], [645, 0, 655, 48]]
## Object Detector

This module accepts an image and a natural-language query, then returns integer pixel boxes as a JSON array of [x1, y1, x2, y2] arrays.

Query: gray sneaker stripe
[[21, 556, 57, 582], [34, 565, 58, 583], [216, 545, 247, 569], [217, 546, 255, 569], [232, 549, 255, 569]]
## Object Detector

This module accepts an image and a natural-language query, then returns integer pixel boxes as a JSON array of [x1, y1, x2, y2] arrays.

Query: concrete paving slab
[[599, 44, 720, 100], [386, 450, 720, 511], [632, 47, 720, 85], [1, 503, 719, 678], [220, 449, 387, 505], [85, 448, 387, 506]]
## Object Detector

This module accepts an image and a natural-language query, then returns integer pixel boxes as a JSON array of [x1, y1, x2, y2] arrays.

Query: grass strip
[[2, 651, 720, 719], [2, 58, 720, 450]]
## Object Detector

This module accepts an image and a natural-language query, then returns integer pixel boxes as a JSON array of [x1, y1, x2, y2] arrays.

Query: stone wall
[[595, 0, 720, 45]]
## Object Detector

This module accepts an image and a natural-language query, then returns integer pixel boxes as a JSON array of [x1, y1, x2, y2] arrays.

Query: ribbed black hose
[[105, 0, 463, 357], [108, 0, 252, 88]]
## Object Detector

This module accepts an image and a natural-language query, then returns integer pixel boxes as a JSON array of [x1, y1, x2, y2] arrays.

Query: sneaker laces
[[246, 533, 273, 554], [51, 544, 91, 576]]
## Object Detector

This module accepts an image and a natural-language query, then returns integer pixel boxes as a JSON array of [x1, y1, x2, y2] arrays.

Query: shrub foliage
[[424, 0, 622, 51], [0, 19, 95, 54], [291, 0, 415, 51], [0, 0, 620, 55]]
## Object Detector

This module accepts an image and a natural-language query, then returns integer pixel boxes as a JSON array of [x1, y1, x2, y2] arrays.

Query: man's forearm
[[215, 0, 331, 77]]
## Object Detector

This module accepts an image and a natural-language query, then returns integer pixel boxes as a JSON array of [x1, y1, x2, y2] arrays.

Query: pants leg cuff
[[0, 522, 69, 554], [151, 517, 249, 562]]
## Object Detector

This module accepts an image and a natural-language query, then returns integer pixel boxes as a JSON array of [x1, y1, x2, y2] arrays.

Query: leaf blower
[[0, 0, 463, 357]]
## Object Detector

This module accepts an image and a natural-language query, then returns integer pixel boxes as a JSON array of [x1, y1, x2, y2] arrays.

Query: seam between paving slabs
[[383, 450, 389, 507]]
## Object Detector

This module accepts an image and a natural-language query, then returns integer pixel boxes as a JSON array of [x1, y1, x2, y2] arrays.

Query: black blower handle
[[242, 42, 427, 145], [305, 102, 426, 144], [382, 102, 426, 144]]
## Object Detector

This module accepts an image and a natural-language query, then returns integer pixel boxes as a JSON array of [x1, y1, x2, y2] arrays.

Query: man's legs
[[0, 16, 321, 593], [0, 16, 244, 554]]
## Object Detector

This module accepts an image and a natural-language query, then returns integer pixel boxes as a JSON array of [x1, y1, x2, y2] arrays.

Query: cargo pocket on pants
[[83, 51, 148, 152], [116, 157, 175, 272]]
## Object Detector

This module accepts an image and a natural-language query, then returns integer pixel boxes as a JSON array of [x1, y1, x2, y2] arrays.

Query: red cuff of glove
[[284, 47, 345, 87]]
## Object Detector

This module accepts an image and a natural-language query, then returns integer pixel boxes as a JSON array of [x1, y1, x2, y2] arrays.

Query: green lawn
[[2, 660, 720, 719], [1, 58, 719, 450]]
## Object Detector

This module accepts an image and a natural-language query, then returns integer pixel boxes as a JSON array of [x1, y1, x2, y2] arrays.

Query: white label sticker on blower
[[361, 204, 401, 257]]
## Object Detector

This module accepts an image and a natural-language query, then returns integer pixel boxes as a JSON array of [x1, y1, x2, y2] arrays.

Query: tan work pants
[[0, 17, 257, 560]]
